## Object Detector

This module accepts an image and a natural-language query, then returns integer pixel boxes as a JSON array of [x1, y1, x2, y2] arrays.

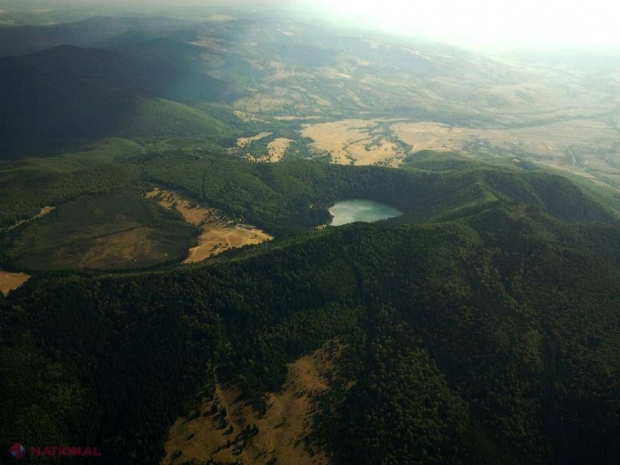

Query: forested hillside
[[3, 151, 618, 272], [2, 165, 620, 464], [0, 45, 233, 144]]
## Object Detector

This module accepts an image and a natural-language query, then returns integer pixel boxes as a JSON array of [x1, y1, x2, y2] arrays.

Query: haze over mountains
[[0, 3, 619, 465]]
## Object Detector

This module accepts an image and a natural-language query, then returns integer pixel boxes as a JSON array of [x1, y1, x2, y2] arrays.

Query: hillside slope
[[0, 45, 232, 144], [1, 164, 620, 464]]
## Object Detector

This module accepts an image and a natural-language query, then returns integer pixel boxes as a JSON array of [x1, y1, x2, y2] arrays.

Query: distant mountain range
[[0, 41, 235, 143]]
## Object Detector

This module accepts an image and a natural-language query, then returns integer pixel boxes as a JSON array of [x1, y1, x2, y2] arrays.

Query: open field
[[267, 137, 293, 162], [236, 131, 273, 148], [394, 119, 620, 186], [0, 270, 31, 295], [146, 189, 272, 263], [13, 221, 185, 271], [185, 225, 272, 264], [51, 226, 165, 270], [300, 118, 620, 188], [243, 137, 294, 162], [391, 119, 620, 159], [8, 191, 197, 271], [163, 344, 338, 465], [301, 119, 405, 167], [146, 188, 209, 225]]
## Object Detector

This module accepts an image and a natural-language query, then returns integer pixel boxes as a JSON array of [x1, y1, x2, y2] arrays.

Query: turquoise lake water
[[329, 200, 402, 226]]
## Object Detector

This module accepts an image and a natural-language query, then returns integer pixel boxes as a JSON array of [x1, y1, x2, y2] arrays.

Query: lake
[[329, 200, 402, 226]]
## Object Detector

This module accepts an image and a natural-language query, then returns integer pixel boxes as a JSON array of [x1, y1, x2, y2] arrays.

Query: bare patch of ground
[[162, 344, 339, 465], [146, 189, 273, 263], [245, 138, 293, 163], [236, 132, 273, 148], [147, 189, 208, 225], [185, 225, 272, 264], [301, 119, 405, 167], [0, 271, 31, 295], [266, 138, 293, 162], [389, 121, 464, 153]]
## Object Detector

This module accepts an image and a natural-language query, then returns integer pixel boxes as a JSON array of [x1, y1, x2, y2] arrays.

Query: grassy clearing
[[267, 138, 293, 162], [163, 344, 337, 465], [236, 131, 273, 148], [147, 189, 273, 264], [300, 118, 620, 191], [0, 270, 30, 295], [301, 119, 406, 166], [8, 190, 199, 271], [242, 138, 293, 162]]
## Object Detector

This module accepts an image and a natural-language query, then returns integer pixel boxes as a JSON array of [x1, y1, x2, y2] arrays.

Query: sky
[[2, 0, 619, 47], [311, 0, 620, 47]]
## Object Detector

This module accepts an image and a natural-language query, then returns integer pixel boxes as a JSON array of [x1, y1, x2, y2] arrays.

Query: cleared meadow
[[147, 189, 272, 263], [162, 344, 339, 465]]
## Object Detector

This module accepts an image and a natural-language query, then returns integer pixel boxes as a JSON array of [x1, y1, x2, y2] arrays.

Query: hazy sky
[[2, 0, 619, 47], [312, 0, 620, 47]]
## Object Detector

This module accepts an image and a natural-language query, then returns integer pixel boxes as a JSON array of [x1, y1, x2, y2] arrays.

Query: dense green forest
[[3, 149, 619, 272], [0, 44, 235, 144], [2, 157, 620, 464]]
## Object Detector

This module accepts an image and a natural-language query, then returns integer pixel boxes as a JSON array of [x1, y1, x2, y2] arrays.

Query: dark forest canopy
[[2, 155, 620, 464]]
